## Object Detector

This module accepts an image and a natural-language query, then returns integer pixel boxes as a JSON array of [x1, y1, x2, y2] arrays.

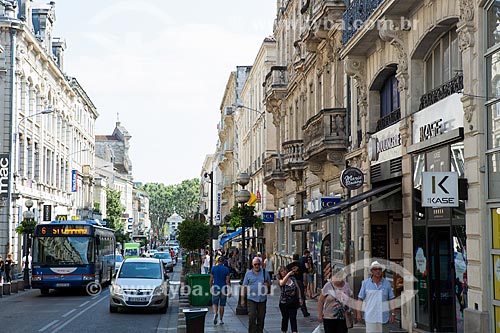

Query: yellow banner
[[247, 192, 258, 206]]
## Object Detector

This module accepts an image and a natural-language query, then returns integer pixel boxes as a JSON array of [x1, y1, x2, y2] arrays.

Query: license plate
[[127, 297, 148, 302], [56, 283, 70, 287]]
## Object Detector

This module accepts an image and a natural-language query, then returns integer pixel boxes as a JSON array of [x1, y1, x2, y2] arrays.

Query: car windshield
[[153, 253, 171, 260], [116, 255, 124, 262], [118, 262, 162, 279]]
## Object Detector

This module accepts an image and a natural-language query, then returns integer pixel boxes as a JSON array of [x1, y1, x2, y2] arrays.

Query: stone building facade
[[0, 1, 97, 261]]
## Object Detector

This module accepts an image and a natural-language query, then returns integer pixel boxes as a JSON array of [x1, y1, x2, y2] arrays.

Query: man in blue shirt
[[356, 261, 396, 333], [210, 256, 231, 325], [242, 257, 271, 333]]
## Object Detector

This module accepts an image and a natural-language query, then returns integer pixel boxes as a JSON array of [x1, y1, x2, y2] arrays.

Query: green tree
[[105, 187, 129, 243], [177, 217, 209, 251], [140, 178, 200, 235]]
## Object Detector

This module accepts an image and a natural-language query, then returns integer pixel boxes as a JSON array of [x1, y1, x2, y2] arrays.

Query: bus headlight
[[82, 275, 95, 281]]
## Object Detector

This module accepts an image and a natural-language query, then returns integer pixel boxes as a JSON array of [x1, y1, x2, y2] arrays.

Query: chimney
[[17, 0, 33, 27]]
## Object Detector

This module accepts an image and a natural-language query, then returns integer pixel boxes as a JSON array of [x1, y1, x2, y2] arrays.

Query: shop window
[[424, 29, 462, 91]]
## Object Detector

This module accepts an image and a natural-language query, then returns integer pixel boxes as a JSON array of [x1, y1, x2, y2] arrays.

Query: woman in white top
[[202, 250, 211, 274], [318, 268, 353, 333]]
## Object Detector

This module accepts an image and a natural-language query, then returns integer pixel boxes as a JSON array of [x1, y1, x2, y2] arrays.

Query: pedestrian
[[356, 261, 396, 333], [5, 253, 14, 283], [306, 256, 315, 298], [263, 253, 275, 280], [318, 268, 353, 333], [287, 254, 310, 317], [0, 255, 4, 283], [202, 250, 210, 274], [22, 250, 32, 273], [242, 257, 272, 333], [278, 266, 302, 333], [210, 256, 231, 325]]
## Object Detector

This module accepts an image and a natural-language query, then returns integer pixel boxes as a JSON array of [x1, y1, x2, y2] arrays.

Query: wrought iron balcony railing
[[375, 108, 401, 132], [418, 73, 463, 110], [342, 0, 384, 45]]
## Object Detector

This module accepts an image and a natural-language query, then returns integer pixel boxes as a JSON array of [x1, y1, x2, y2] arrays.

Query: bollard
[[18, 280, 24, 291], [3, 282, 11, 295], [10, 281, 18, 293]]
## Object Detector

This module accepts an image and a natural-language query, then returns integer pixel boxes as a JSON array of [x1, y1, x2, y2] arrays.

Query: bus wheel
[[41, 288, 50, 295]]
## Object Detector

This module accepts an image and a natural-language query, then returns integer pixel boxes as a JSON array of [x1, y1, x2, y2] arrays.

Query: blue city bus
[[32, 220, 116, 295]]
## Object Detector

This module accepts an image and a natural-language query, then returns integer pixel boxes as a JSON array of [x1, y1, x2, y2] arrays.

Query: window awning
[[220, 228, 242, 247], [307, 182, 402, 220]]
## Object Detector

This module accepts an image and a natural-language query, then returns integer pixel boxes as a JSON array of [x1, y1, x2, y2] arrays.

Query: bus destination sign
[[36, 225, 92, 236]]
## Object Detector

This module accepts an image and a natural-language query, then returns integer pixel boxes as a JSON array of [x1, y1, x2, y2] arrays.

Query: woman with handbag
[[278, 266, 302, 333], [318, 268, 353, 333]]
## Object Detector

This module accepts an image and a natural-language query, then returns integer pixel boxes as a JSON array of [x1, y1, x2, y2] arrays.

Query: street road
[[0, 261, 181, 333]]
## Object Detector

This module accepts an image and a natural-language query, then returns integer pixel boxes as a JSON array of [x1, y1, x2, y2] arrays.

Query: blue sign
[[262, 211, 275, 223], [128, 217, 134, 223], [216, 192, 221, 222], [71, 170, 78, 192], [320, 197, 341, 209]]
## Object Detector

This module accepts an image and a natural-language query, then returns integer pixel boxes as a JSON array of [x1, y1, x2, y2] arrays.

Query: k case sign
[[422, 172, 458, 207]]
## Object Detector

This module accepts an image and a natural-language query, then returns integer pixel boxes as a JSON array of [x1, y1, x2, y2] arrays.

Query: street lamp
[[16, 107, 54, 142], [203, 171, 214, 271], [232, 104, 266, 128], [22, 199, 35, 289], [235, 172, 250, 315]]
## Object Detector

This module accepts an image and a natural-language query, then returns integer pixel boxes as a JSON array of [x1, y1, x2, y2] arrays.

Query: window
[[380, 75, 400, 118], [424, 29, 462, 91]]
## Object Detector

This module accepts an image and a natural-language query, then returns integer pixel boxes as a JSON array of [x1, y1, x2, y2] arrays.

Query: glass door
[[428, 227, 454, 332]]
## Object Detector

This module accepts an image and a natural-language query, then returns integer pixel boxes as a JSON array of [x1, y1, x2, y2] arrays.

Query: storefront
[[408, 93, 467, 333]]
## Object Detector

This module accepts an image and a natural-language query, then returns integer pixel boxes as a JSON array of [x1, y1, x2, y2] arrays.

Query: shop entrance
[[428, 227, 454, 332]]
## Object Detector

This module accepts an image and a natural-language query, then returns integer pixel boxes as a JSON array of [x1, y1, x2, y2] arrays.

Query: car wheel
[[109, 304, 118, 313], [159, 303, 167, 314], [40, 288, 50, 296]]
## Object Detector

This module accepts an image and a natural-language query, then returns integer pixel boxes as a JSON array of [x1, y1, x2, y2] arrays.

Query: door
[[428, 227, 454, 332]]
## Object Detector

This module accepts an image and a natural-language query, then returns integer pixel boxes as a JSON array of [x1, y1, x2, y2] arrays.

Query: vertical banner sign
[[0, 154, 10, 199], [43, 205, 52, 221], [321, 234, 332, 287], [216, 192, 221, 223], [71, 170, 78, 192]]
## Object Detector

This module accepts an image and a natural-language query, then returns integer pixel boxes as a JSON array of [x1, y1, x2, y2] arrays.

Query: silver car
[[153, 252, 174, 272], [109, 258, 169, 313]]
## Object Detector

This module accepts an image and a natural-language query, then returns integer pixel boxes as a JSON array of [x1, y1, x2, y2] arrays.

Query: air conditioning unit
[[224, 106, 233, 116]]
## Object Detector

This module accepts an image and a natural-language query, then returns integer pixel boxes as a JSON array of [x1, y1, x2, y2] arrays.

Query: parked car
[[153, 252, 174, 272], [109, 258, 169, 313], [114, 254, 124, 274]]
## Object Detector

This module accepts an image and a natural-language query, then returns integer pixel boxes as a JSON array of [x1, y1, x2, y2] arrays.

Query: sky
[[53, 0, 277, 185]]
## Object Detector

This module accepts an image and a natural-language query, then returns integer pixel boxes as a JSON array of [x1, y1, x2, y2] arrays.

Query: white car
[[145, 249, 158, 258], [109, 258, 169, 313]]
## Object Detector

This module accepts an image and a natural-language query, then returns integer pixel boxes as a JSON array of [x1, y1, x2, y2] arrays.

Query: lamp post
[[204, 171, 214, 271], [235, 172, 251, 315], [22, 199, 35, 289]]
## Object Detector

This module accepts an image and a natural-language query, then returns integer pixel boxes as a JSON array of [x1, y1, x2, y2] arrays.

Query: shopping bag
[[312, 324, 325, 333]]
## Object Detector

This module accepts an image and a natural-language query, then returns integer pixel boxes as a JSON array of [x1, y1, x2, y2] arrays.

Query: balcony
[[302, 108, 347, 164], [264, 66, 288, 112], [301, 0, 345, 52], [263, 154, 286, 196], [282, 140, 304, 171], [342, 0, 383, 45], [419, 73, 463, 110], [376, 108, 401, 132]]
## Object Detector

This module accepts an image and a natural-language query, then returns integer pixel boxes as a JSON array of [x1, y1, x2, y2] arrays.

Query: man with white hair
[[355, 261, 396, 333]]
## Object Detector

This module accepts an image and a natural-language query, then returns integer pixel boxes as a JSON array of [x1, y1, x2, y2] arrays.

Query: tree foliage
[[105, 187, 129, 243], [140, 179, 200, 232], [227, 204, 263, 229], [177, 217, 209, 251]]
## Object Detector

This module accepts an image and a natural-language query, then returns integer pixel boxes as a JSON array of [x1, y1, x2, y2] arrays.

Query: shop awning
[[307, 182, 401, 220], [220, 228, 242, 247]]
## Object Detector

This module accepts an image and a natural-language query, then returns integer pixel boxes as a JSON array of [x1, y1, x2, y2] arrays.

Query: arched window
[[424, 29, 462, 91], [380, 74, 400, 118]]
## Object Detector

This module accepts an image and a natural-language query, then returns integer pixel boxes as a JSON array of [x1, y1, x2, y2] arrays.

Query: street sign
[[422, 172, 458, 207]]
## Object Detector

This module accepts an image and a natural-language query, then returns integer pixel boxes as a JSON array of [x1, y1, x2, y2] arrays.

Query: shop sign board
[[422, 172, 458, 207]]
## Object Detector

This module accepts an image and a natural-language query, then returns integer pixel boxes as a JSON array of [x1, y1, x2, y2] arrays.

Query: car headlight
[[153, 286, 165, 296], [112, 284, 123, 295]]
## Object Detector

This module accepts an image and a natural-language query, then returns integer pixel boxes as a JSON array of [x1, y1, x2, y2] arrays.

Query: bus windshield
[[33, 237, 94, 265]]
